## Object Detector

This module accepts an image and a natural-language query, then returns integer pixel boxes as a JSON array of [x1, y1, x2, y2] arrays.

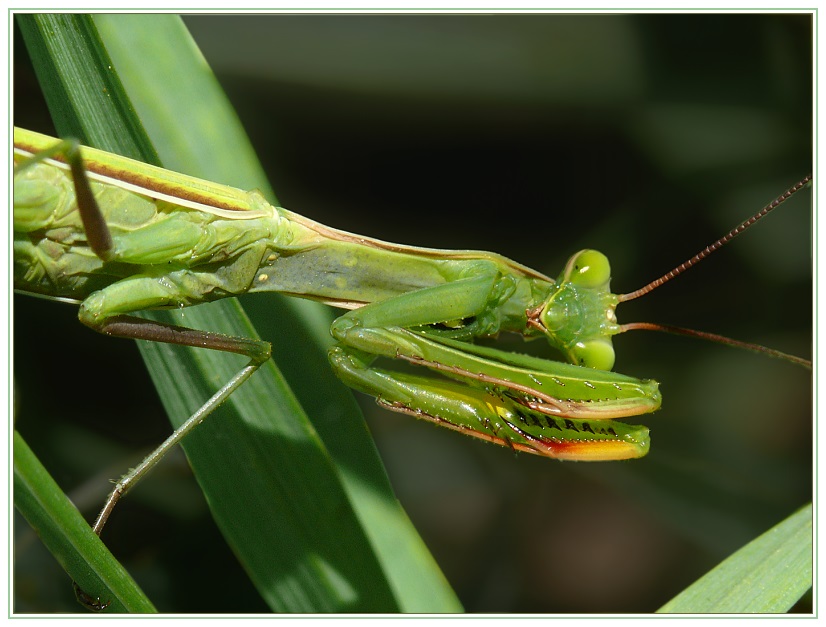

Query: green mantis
[[13, 125, 811, 609], [14, 124, 663, 476]]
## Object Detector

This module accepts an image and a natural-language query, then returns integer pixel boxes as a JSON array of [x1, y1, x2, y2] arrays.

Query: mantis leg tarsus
[[73, 581, 110, 612]]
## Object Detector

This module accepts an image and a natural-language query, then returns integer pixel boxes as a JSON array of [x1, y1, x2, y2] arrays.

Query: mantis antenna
[[616, 174, 812, 369]]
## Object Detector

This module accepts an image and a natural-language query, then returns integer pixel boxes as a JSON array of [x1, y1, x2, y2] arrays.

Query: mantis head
[[530, 249, 621, 371]]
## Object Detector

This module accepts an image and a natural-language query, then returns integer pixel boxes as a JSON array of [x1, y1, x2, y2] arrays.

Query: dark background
[[14, 13, 812, 613]]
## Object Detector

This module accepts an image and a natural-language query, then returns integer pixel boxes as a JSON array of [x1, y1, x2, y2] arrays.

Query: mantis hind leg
[[71, 304, 270, 611], [76, 276, 272, 538]]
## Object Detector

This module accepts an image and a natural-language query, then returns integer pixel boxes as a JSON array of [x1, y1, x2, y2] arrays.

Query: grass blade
[[658, 503, 812, 613], [13, 432, 155, 613]]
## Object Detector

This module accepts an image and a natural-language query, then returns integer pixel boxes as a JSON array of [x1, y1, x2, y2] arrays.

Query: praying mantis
[[14, 124, 811, 576], [12, 13, 813, 615]]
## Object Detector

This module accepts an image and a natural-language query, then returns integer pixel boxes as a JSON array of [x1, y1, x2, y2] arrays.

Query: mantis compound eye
[[566, 249, 611, 289], [571, 337, 616, 371]]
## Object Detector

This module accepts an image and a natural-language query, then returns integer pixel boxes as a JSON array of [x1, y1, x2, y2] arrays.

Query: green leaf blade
[[13, 432, 156, 613], [658, 503, 812, 613]]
